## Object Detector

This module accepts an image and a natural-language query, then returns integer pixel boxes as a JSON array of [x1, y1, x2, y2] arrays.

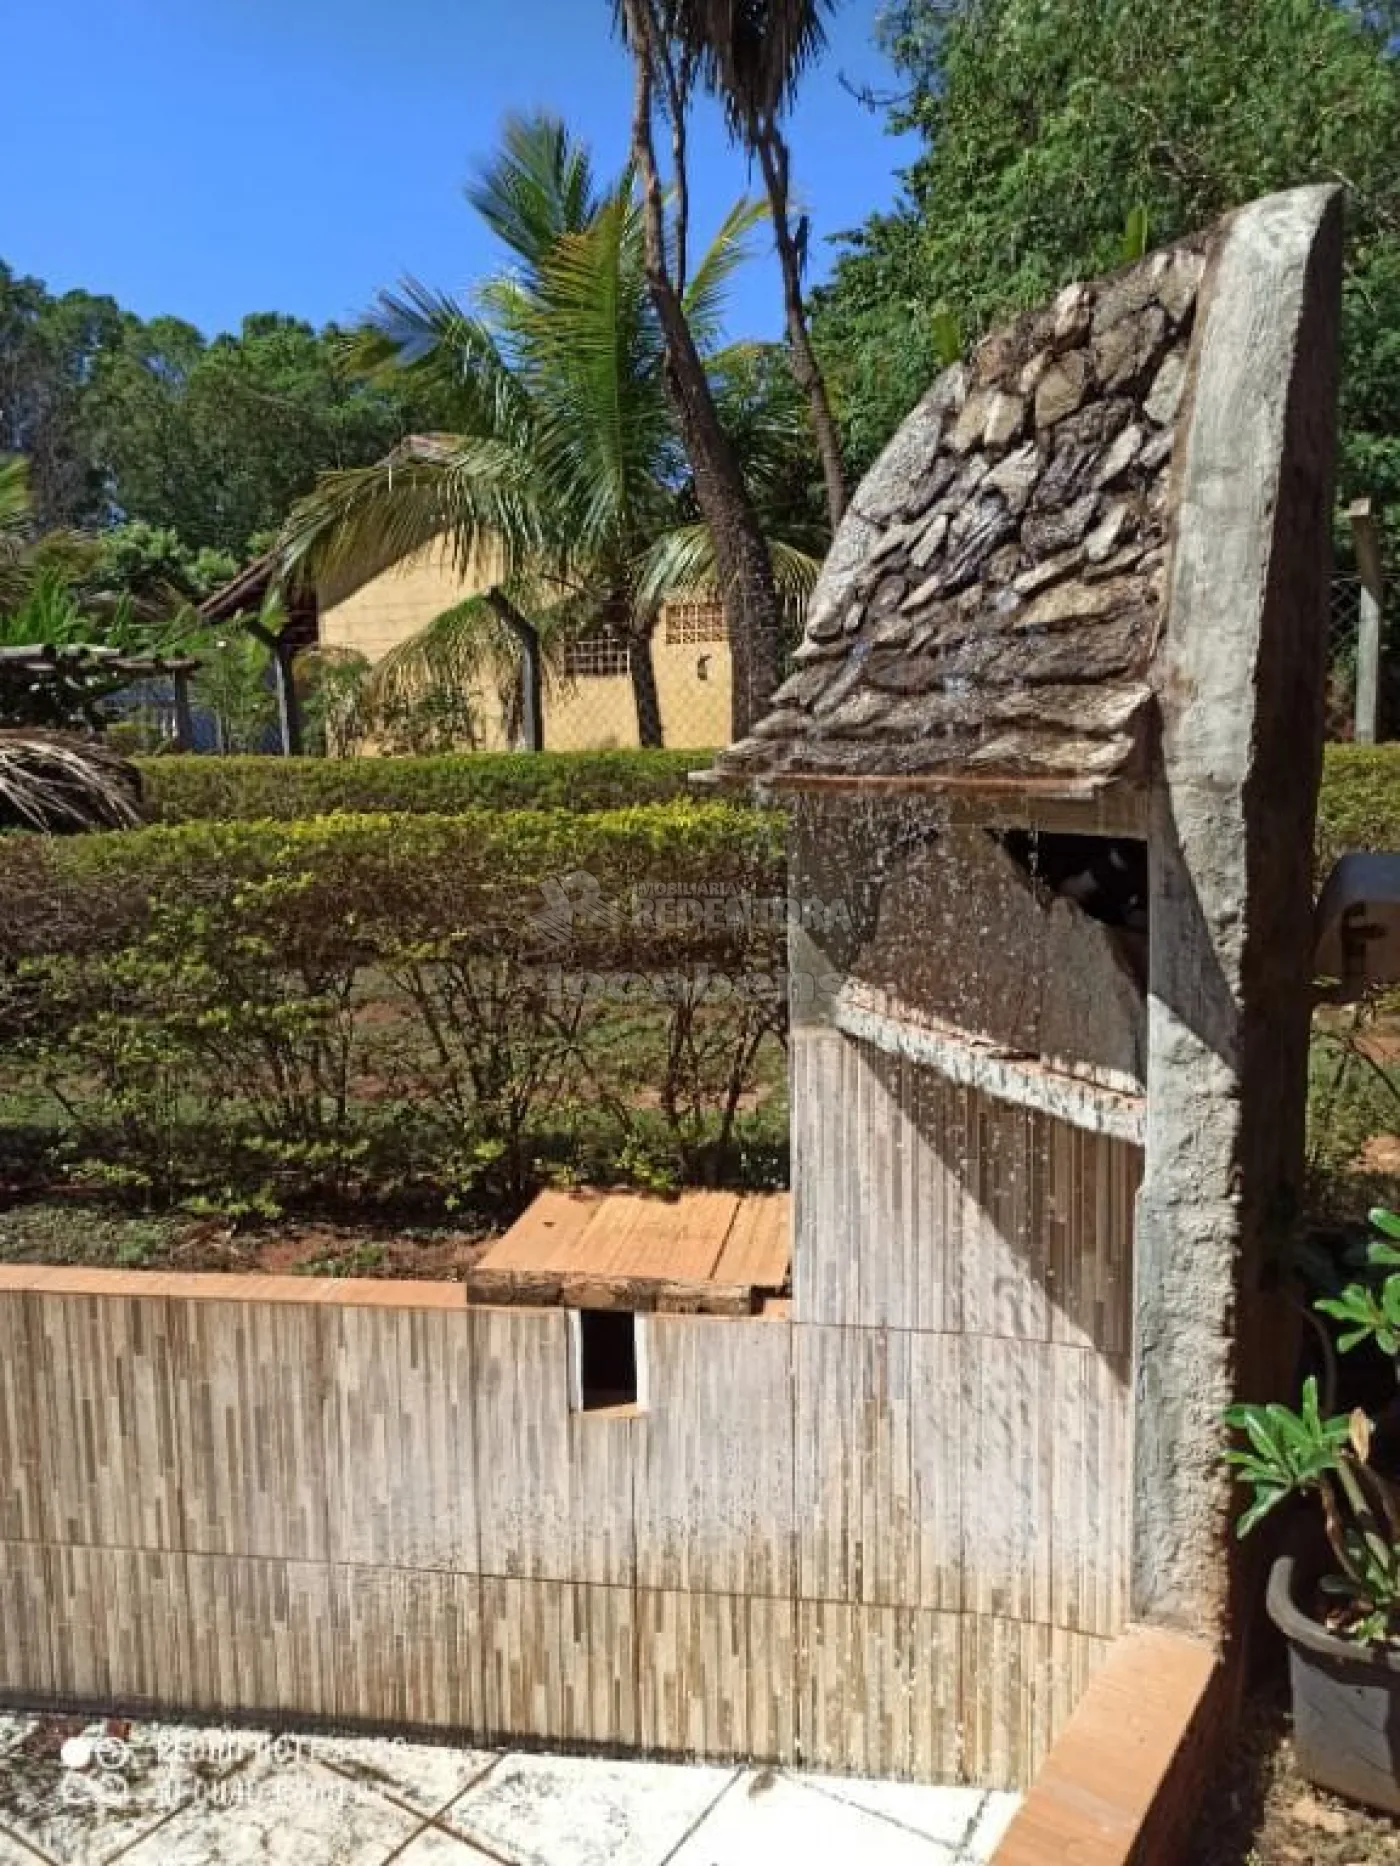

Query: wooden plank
[[619, 1191, 739, 1282], [474, 1188, 603, 1273], [710, 1194, 790, 1290]]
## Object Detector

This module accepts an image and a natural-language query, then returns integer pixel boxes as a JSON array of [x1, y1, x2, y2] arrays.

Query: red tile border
[[0, 1262, 468, 1311], [994, 1625, 1221, 1866]]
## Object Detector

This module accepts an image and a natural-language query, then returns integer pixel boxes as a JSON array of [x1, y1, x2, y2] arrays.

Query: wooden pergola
[[0, 644, 201, 743]]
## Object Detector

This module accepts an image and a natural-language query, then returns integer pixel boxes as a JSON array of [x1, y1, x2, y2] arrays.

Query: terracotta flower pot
[[1268, 1545, 1400, 1815]]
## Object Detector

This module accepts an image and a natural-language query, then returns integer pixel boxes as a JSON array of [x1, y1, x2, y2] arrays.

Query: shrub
[[135, 750, 717, 824], [0, 802, 788, 1213], [1316, 744, 1400, 876]]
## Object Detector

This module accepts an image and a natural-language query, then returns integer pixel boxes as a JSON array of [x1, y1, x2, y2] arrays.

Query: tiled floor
[[0, 1714, 1020, 1865]]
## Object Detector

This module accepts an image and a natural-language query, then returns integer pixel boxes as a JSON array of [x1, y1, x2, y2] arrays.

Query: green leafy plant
[[1226, 1207, 1400, 1644]]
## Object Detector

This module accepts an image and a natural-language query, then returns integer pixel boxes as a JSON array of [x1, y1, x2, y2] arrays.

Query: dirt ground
[[0, 1198, 497, 1280], [1190, 1680, 1400, 1863]]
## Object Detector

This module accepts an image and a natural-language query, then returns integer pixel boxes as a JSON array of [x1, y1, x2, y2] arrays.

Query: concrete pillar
[[1132, 187, 1344, 1642]]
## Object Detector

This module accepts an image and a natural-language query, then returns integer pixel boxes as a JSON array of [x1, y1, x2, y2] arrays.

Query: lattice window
[[664, 600, 727, 646], [565, 635, 631, 679]]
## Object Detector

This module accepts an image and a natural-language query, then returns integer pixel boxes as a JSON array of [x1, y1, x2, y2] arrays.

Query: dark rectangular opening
[[576, 1309, 639, 1412]]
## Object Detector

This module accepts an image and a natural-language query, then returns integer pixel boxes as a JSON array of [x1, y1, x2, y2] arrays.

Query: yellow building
[[319, 540, 732, 752]]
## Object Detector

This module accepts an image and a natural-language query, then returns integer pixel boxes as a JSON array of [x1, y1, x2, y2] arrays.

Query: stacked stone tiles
[[717, 236, 1209, 788]]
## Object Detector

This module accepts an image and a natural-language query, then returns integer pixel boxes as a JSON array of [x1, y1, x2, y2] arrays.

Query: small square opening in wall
[[570, 1309, 644, 1413]]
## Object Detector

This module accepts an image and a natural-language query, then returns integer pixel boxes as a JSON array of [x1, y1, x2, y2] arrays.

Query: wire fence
[[1327, 574, 1366, 741]]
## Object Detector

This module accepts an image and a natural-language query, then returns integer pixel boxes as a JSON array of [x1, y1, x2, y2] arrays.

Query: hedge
[[1316, 744, 1400, 875], [132, 744, 1399, 872], [2, 746, 1395, 1220], [135, 750, 715, 824], [0, 802, 789, 1215]]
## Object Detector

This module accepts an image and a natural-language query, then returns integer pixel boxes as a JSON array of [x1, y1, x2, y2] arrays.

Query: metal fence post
[[1349, 497, 1384, 744]]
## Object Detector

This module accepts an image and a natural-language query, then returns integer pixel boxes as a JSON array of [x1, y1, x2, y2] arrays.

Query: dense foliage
[[815, 0, 1400, 531], [1317, 745, 1400, 873], [0, 265, 454, 551], [136, 750, 715, 823], [0, 802, 788, 1212]]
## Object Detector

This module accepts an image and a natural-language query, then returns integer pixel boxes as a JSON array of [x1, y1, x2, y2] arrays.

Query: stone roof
[[714, 235, 1211, 794]]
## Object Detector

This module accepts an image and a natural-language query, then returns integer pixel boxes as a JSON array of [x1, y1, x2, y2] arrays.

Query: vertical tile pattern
[[636, 1316, 793, 1597], [470, 1306, 637, 1586], [333, 1564, 484, 1729], [323, 1305, 478, 1572], [480, 1578, 638, 1749]]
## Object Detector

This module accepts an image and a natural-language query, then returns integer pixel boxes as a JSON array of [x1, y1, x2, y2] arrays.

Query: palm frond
[[513, 188, 675, 554], [683, 196, 769, 349], [634, 520, 819, 618], [276, 436, 541, 594], [466, 113, 601, 263], [0, 456, 34, 611], [0, 733, 142, 833], [666, 1, 840, 128]]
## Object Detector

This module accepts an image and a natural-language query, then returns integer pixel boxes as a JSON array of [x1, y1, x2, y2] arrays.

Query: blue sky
[[0, 0, 918, 342]]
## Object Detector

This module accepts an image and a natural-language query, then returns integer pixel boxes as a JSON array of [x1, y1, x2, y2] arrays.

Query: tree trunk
[[629, 625, 664, 747], [483, 588, 544, 753], [756, 128, 848, 534], [622, 0, 787, 741]]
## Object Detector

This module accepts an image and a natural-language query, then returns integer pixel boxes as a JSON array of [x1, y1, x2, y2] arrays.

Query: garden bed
[[1189, 1678, 1400, 1863], [0, 1197, 497, 1280]]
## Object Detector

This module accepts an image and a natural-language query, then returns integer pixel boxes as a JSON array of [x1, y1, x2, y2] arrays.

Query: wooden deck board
[[713, 1195, 791, 1289], [480, 1189, 603, 1272], [469, 1191, 790, 1312]]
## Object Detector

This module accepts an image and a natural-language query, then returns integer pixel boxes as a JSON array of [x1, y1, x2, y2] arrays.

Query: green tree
[[0, 266, 124, 528], [279, 114, 819, 750], [816, 0, 1400, 515], [88, 311, 456, 557]]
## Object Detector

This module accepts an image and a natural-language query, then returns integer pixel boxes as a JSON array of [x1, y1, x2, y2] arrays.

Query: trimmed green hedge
[[1317, 744, 1400, 875], [134, 745, 1399, 876], [136, 750, 716, 823], [0, 802, 789, 1214]]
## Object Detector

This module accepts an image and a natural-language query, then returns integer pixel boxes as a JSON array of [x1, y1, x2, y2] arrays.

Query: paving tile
[[964, 1791, 1021, 1860], [396, 1830, 507, 1864], [303, 1734, 498, 1819], [0, 1829, 48, 1866], [443, 1751, 736, 1866], [792, 1772, 989, 1849], [667, 1772, 961, 1866], [116, 1755, 420, 1866], [0, 1719, 38, 1763], [0, 1717, 193, 1865]]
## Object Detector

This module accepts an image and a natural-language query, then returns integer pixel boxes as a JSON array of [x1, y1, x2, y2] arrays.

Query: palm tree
[[615, 0, 795, 735], [278, 115, 817, 749], [661, 1, 847, 531], [0, 457, 29, 611]]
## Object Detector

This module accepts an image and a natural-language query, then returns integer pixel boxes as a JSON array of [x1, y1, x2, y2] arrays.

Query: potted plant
[[1226, 1206, 1400, 1813]]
